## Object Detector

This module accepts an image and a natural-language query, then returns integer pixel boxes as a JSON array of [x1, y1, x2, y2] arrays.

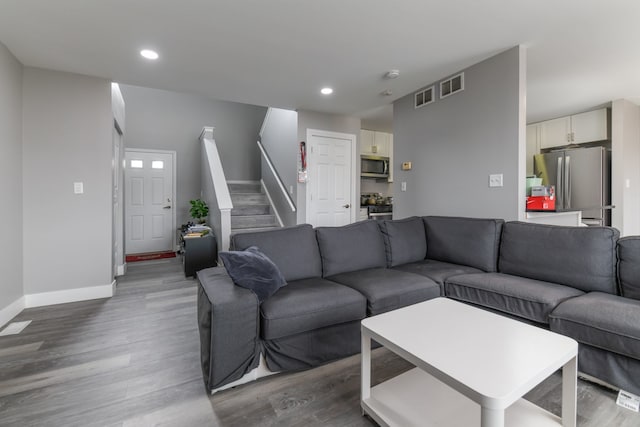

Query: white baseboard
[[0, 296, 26, 329], [25, 281, 116, 308], [116, 263, 127, 277]]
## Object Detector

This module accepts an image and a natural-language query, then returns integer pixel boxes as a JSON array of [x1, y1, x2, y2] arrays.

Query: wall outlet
[[489, 174, 503, 188], [401, 182, 407, 192]]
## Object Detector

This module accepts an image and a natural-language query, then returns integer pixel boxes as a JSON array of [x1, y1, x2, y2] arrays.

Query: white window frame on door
[[124, 148, 178, 252], [305, 128, 358, 225]]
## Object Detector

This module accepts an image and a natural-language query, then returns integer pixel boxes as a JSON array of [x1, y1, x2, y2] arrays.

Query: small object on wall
[[74, 182, 84, 194], [371, 145, 378, 153], [401, 162, 412, 171]]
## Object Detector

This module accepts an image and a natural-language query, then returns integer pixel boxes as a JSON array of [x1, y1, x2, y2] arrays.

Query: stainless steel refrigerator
[[533, 146, 611, 226]]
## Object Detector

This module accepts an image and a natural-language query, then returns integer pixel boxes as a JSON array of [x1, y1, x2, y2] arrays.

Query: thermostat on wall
[[401, 162, 412, 171]]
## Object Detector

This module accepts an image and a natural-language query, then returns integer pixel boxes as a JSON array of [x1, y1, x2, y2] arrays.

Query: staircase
[[229, 182, 280, 234]]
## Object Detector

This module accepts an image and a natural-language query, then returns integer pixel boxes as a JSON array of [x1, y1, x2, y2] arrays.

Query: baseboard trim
[[0, 296, 26, 329], [116, 263, 127, 277], [25, 282, 115, 308]]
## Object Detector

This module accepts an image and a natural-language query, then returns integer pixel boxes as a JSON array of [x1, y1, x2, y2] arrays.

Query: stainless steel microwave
[[361, 155, 389, 178]]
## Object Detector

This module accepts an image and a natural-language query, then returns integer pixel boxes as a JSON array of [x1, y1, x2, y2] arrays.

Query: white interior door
[[124, 149, 176, 254], [306, 129, 356, 227]]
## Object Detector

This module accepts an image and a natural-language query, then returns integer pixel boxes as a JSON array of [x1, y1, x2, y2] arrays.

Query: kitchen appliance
[[533, 146, 611, 226], [367, 204, 393, 221], [361, 155, 389, 179]]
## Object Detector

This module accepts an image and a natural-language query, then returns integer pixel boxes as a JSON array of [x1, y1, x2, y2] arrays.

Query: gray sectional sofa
[[197, 216, 640, 397]]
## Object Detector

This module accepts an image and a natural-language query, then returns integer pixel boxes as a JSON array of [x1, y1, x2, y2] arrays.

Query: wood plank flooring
[[0, 258, 638, 426]]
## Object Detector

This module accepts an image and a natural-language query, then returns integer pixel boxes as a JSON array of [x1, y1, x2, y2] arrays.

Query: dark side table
[[180, 232, 218, 277]]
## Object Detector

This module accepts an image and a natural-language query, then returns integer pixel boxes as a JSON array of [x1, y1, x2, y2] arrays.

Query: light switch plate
[[74, 182, 84, 194], [489, 174, 503, 188], [401, 182, 407, 192]]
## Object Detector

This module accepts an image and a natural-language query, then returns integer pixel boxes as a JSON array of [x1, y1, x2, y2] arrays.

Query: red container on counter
[[526, 195, 556, 211]]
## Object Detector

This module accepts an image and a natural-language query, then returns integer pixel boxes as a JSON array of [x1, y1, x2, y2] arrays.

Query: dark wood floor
[[0, 258, 638, 426]]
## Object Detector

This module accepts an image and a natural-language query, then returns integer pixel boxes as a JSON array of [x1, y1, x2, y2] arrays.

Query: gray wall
[[119, 85, 267, 225], [393, 47, 524, 220], [259, 108, 298, 226], [0, 43, 23, 315], [22, 68, 113, 295], [296, 110, 361, 223], [612, 99, 640, 236]]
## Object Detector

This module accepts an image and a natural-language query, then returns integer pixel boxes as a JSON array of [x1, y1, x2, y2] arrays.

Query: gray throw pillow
[[219, 246, 287, 302]]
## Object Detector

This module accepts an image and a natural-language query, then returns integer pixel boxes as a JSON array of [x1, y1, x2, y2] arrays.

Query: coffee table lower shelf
[[362, 368, 562, 427]]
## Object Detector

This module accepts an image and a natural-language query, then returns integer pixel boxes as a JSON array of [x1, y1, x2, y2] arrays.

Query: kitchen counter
[[523, 210, 583, 226]]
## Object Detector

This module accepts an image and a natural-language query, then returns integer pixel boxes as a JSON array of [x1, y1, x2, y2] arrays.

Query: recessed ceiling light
[[140, 49, 159, 60], [320, 87, 333, 95], [384, 69, 400, 79]]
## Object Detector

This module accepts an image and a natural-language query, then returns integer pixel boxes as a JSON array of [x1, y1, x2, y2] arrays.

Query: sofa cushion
[[393, 259, 483, 289], [218, 246, 287, 303], [550, 292, 640, 360], [498, 221, 619, 294], [379, 216, 427, 267], [328, 268, 440, 315], [445, 272, 584, 324], [618, 237, 640, 300], [423, 216, 504, 272], [231, 224, 322, 282], [260, 277, 366, 340], [316, 220, 387, 277]]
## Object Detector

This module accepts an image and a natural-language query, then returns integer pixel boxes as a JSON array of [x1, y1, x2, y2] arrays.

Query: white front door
[[124, 149, 176, 254], [306, 129, 356, 227]]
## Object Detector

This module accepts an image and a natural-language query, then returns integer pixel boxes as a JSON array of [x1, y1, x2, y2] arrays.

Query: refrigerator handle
[[557, 157, 563, 208], [565, 155, 571, 209]]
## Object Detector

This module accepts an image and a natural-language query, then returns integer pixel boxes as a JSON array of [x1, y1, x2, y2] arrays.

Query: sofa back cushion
[[379, 216, 427, 267], [231, 224, 322, 281], [316, 220, 387, 277], [499, 221, 619, 294], [423, 216, 504, 272], [618, 236, 640, 300]]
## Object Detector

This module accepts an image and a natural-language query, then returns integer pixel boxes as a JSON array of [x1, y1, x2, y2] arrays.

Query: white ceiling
[[1, 0, 639, 126]]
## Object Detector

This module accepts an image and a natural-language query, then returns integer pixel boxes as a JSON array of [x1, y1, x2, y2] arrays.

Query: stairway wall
[[259, 108, 298, 227], [120, 84, 267, 224]]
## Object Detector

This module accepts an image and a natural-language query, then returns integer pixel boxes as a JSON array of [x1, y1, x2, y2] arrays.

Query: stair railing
[[257, 139, 296, 213], [200, 127, 233, 252]]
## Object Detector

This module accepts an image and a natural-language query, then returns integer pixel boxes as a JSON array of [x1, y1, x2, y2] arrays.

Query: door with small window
[[124, 149, 176, 255]]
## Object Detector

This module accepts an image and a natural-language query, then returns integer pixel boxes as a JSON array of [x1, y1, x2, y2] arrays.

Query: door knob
[[342, 204, 350, 208]]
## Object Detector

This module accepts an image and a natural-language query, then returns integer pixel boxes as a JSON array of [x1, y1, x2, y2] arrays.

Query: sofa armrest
[[197, 267, 260, 392]]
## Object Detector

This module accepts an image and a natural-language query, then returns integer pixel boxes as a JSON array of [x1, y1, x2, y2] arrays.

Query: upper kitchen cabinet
[[361, 129, 391, 157], [539, 108, 609, 149], [526, 124, 541, 176]]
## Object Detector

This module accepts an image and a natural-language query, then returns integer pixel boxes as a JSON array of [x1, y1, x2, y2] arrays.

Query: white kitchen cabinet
[[387, 134, 394, 182], [571, 109, 608, 144], [526, 124, 541, 176], [361, 129, 391, 157], [539, 108, 609, 149], [359, 207, 368, 221], [540, 116, 571, 149]]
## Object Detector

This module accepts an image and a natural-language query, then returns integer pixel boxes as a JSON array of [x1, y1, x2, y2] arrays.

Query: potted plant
[[189, 199, 209, 224]]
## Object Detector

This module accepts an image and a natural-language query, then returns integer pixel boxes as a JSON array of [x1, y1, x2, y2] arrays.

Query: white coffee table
[[361, 298, 577, 427]]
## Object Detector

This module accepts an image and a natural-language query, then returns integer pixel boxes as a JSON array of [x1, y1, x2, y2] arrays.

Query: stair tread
[[232, 226, 280, 234]]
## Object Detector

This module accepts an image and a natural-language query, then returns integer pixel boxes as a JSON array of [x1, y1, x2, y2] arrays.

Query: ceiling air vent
[[440, 72, 464, 99], [414, 86, 435, 109]]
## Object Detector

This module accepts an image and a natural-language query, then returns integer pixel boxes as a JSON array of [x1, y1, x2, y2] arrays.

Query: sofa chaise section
[[549, 236, 640, 395], [446, 222, 618, 325], [317, 219, 440, 316]]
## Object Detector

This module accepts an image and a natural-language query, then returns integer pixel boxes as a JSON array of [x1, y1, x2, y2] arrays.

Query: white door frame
[[113, 121, 125, 277], [124, 148, 178, 253], [305, 128, 358, 225]]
